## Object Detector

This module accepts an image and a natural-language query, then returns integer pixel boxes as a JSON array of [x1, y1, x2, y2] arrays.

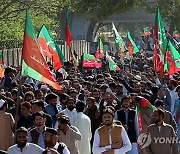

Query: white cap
[[0, 99, 5, 108], [40, 85, 48, 90], [134, 75, 141, 81]]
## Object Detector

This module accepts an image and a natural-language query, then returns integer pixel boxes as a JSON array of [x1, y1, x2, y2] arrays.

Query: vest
[[57, 142, 66, 154], [30, 128, 45, 144], [98, 124, 123, 147], [117, 109, 137, 143]]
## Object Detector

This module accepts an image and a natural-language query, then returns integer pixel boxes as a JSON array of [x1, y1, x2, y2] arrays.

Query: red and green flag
[[106, 52, 120, 71], [154, 8, 167, 62], [142, 27, 151, 36], [38, 25, 65, 71], [136, 96, 155, 131], [127, 31, 139, 56], [95, 38, 104, 59], [70, 50, 79, 69], [112, 23, 126, 56], [164, 41, 180, 75], [0, 52, 4, 78], [21, 10, 61, 90], [153, 45, 164, 75], [82, 53, 102, 68], [65, 8, 72, 47]]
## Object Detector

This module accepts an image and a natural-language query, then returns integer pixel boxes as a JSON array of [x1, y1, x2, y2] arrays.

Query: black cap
[[45, 128, 57, 135]]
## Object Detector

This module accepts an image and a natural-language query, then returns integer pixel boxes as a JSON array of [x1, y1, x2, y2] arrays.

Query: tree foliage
[[0, 0, 179, 48]]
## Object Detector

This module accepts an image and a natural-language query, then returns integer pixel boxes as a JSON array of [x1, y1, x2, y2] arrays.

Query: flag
[[136, 97, 155, 131], [127, 31, 139, 56], [106, 52, 120, 71], [164, 41, 180, 75], [153, 45, 164, 75], [38, 25, 65, 71], [142, 27, 151, 36], [0, 52, 4, 78], [112, 23, 126, 56], [82, 53, 102, 68], [65, 8, 72, 47], [70, 50, 79, 69], [153, 8, 167, 62], [21, 10, 61, 90], [173, 30, 180, 38], [95, 38, 104, 59]]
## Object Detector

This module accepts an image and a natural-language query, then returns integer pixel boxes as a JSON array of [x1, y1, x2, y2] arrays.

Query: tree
[[144, 0, 180, 32]]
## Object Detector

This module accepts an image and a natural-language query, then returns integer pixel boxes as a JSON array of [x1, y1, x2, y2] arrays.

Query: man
[[154, 100, 177, 132], [28, 111, 46, 148], [157, 87, 171, 112], [92, 107, 132, 154], [58, 115, 82, 154], [34, 90, 43, 101], [85, 97, 100, 147], [168, 79, 178, 113], [7, 127, 45, 154], [45, 93, 60, 126], [146, 109, 178, 154], [0, 99, 14, 151], [43, 128, 70, 154], [115, 95, 139, 154], [73, 101, 92, 154], [31, 100, 52, 127], [59, 98, 77, 124], [17, 101, 33, 129]]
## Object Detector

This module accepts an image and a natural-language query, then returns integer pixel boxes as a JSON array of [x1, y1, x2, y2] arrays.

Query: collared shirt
[[7, 143, 44, 154], [92, 126, 132, 154], [54, 142, 70, 154], [28, 127, 46, 148], [58, 126, 82, 154]]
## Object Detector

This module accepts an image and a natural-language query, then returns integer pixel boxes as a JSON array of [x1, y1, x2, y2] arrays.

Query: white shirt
[[54, 108, 77, 130], [54, 142, 70, 154], [7, 143, 45, 154], [92, 126, 132, 154], [61, 108, 77, 124]]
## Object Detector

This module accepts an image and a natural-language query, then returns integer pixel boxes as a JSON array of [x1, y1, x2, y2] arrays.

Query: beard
[[67, 105, 74, 111], [122, 104, 129, 109], [44, 140, 53, 148], [17, 140, 27, 148]]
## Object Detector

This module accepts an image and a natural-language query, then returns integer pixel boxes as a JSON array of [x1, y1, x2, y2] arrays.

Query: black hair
[[155, 108, 165, 119], [45, 127, 57, 135], [45, 93, 57, 103], [76, 101, 85, 112], [58, 115, 70, 125], [121, 95, 131, 104], [154, 100, 164, 107], [32, 111, 45, 121], [33, 100, 44, 109]]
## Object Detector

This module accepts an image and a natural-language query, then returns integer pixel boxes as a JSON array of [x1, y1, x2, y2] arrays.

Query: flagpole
[[15, 44, 23, 131]]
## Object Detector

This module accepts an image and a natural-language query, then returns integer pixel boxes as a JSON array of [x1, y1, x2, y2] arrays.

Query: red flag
[[65, 8, 72, 47]]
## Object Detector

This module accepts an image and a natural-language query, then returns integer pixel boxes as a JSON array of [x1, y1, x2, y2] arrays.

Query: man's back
[[0, 111, 14, 151], [73, 112, 92, 154]]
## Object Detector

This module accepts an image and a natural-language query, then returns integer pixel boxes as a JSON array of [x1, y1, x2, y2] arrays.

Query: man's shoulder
[[7, 144, 18, 151]]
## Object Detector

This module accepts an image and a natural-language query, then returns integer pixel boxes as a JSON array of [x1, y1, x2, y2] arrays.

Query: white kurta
[[73, 112, 92, 154]]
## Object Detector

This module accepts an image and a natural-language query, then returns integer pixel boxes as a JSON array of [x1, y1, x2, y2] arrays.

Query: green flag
[[127, 31, 139, 56], [112, 23, 126, 55], [38, 25, 65, 71]]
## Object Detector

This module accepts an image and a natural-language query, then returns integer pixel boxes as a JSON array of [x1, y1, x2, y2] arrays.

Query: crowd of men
[[0, 40, 179, 154]]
